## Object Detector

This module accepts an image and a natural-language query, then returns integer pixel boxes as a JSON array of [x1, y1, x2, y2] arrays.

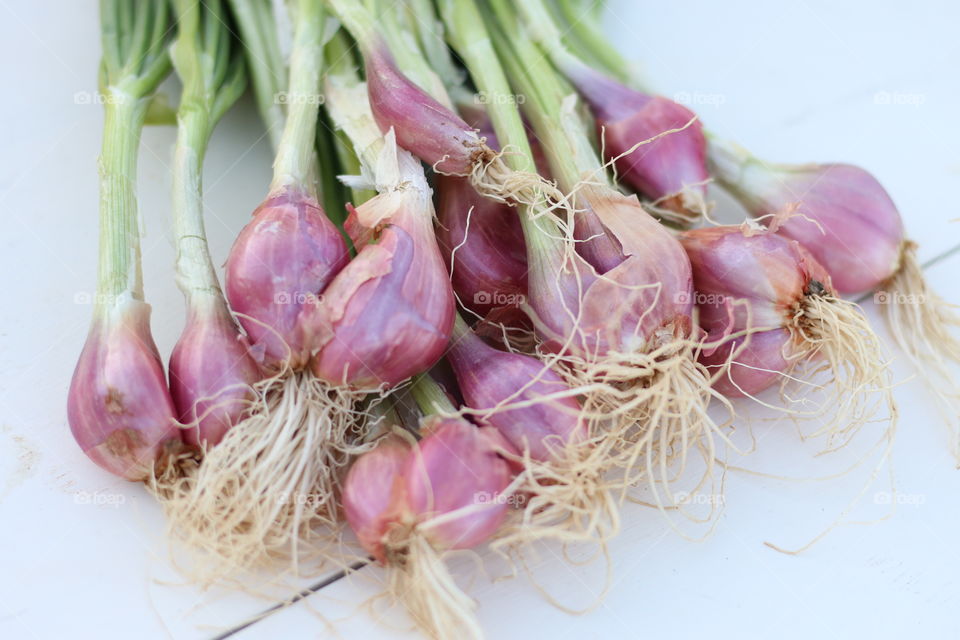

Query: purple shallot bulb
[[168, 298, 262, 448], [224, 186, 349, 371], [68, 299, 182, 481]]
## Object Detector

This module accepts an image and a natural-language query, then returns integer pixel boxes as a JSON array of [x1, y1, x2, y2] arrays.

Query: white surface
[[0, 1, 958, 639]]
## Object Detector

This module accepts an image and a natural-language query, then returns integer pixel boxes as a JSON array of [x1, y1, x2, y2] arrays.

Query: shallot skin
[[364, 44, 481, 175], [403, 418, 514, 550], [449, 330, 583, 462], [435, 174, 528, 322], [534, 187, 695, 357], [342, 419, 514, 563], [68, 299, 182, 481], [680, 226, 835, 397], [734, 163, 904, 295], [310, 189, 455, 389], [224, 186, 349, 370], [168, 299, 261, 448], [342, 435, 412, 564], [565, 65, 708, 214]]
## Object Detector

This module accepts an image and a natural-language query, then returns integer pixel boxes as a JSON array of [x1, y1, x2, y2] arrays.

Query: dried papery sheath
[[709, 138, 959, 455], [680, 225, 897, 452], [67, 0, 182, 481]]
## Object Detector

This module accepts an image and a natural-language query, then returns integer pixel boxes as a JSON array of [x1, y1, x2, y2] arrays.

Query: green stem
[[410, 374, 457, 416], [440, 0, 572, 279], [97, 93, 149, 306], [270, 0, 326, 193], [487, 0, 604, 192], [171, 109, 221, 301], [372, 0, 452, 109], [404, 0, 474, 107], [325, 0, 379, 54], [171, 0, 247, 304], [228, 0, 286, 150], [553, 0, 632, 84], [438, 0, 533, 172]]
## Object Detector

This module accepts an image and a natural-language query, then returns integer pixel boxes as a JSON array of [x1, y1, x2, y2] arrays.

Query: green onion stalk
[[67, 1, 182, 483], [226, 0, 287, 151]]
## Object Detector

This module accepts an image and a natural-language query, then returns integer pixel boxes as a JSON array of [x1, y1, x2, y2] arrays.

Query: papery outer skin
[[309, 189, 455, 389], [403, 418, 514, 550], [364, 44, 482, 175], [68, 298, 182, 481], [680, 226, 835, 397], [534, 186, 694, 357], [168, 297, 262, 448], [435, 174, 528, 324], [448, 331, 584, 462], [564, 64, 708, 212], [342, 435, 413, 564], [728, 162, 904, 294], [224, 186, 349, 370]]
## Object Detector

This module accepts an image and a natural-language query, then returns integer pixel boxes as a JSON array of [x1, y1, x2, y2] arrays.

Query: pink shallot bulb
[[679, 226, 838, 397], [364, 43, 487, 175], [402, 418, 515, 551], [309, 166, 455, 388], [168, 297, 262, 448], [68, 299, 182, 481], [448, 321, 584, 462], [708, 141, 904, 295], [224, 186, 349, 370], [341, 434, 412, 563], [435, 174, 528, 324], [563, 63, 709, 218], [342, 419, 514, 562], [530, 186, 695, 358]]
